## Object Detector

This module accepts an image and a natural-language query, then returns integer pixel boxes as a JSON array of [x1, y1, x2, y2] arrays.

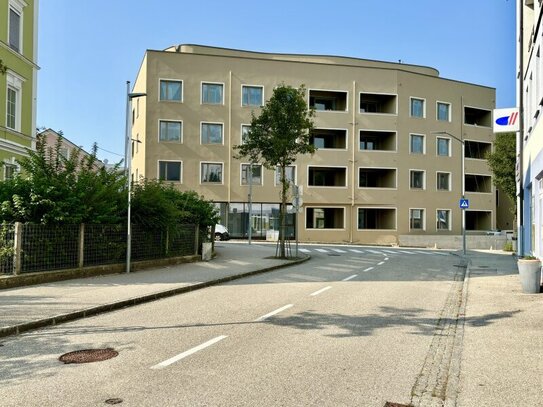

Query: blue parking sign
[[459, 199, 469, 209]]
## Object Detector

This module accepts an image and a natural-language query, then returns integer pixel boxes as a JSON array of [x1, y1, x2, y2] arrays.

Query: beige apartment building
[[130, 45, 499, 245]]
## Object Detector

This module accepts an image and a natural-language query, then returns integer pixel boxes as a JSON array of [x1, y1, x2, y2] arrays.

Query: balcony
[[464, 106, 492, 127], [359, 93, 397, 114], [359, 130, 396, 151], [308, 166, 347, 187], [310, 128, 347, 149], [465, 140, 491, 159], [309, 90, 348, 112], [465, 174, 492, 193], [359, 168, 396, 188]]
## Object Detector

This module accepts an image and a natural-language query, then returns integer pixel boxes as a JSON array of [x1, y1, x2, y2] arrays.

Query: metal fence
[[0, 223, 203, 275]]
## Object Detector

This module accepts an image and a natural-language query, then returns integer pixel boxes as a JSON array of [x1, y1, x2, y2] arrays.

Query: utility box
[[202, 242, 213, 261]]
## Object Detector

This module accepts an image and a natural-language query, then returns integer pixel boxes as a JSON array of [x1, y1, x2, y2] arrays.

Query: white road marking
[[363, 267, 374, 272], [315, 248, 329, 253], [331, 248, 347, 253], [299, 248, 311, 253], [255, 304, 294, 321], [310, 286, 332, 296], [345, 258, 373, 264], [414, 251, 433, 255], [377, 261, 385, 265], [384, 258, 389, 261], [366, 249, 382, 254], [349, 249, 363, 253], [151, 336, 228, 369], [342, 274, 358, 281], [434, 252, 450, 256], [383, 250, 399, 254], [327, 263, 359, 269], [399, 250, 415, 254]]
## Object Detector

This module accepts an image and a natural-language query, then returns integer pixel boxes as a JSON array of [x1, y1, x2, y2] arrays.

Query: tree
[[0, 59, 7, 75], [0, 135, 127, 224], [235, 84, 315, 258], [486, 132, 516, 210]]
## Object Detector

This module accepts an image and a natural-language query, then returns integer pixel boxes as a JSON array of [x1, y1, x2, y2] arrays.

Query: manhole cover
[[105, 399, 123, 405], [59, 348, 118, 364]]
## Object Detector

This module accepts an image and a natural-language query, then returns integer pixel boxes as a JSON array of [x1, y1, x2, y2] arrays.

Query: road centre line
[[255, 304, 294, 321], [363, 267, 374, 272], [310, 286, 332, 296], [151, 335, 228, 369], [342, 274, 358, 281]]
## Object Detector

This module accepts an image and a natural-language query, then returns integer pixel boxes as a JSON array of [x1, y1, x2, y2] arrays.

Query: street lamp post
[[125, 81, 146, 273], [432, 131, 466, 256]]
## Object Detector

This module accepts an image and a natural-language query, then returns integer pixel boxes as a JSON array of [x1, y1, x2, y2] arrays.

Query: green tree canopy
[[235, 84, 315, 257], [486, 132, 516, 205], [0, 135, 126, 224]]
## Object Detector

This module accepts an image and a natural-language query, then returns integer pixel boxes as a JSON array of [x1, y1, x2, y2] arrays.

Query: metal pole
[[248, 163, 253, 245], [125, 82, 132, 273], [461, 140, 466, 255]]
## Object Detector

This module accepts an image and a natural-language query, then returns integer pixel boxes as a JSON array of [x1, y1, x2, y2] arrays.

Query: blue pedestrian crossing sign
[[459, 199, 469, 209]]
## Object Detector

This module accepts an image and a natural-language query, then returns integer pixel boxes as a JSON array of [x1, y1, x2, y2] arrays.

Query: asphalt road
[[0, 244, 461, 406]]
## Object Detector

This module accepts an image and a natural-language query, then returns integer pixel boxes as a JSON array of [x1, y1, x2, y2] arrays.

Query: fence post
[[13, 222, 22, 275], [165, 229, 169, 256], [78, 224, 85, 268], [194, 224, 199, 255]]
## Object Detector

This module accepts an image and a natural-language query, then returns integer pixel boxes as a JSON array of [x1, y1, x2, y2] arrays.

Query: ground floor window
[[306, 207, 344, 229], [358, 208, 396, 230], [410, 208, 425, 230], [436, 209, 451, 230], [465, 210, 492, 231]]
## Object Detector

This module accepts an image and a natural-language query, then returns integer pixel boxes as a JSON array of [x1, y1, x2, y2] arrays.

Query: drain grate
[[59, 348, 118, 364]]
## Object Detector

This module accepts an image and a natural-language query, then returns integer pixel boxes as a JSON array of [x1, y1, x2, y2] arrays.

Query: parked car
[[214, 224, 230, 241]]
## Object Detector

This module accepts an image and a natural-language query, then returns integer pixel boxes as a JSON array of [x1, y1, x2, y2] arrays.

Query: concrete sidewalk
[[456, 250, 543, 407], [0, 242, 307, 338]]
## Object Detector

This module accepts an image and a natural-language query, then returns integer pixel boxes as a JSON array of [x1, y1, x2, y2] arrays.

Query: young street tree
[[235, 84, 315, 258], [486, 132, 516, 210]]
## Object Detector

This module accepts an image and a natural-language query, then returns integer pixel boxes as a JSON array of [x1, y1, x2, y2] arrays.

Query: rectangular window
[[159, 120, 182, 142], [242, 85, 263, 107], [437, 172, 450, 191], [4, 163, 17, 180], [241, 164, 262, 185], [308, 166, 347, 187], [437, 209, 451, 230], [275, 165, 296, 185], [241, 125, 251, 144], [437, 137, 450, 156], [410, 209, 425, 230], [9, 7, 21, 52], [410, 134, 425, 154], [410, 170, 425, 189], [437, 102, 450, 121], [306, 207, 344, 229], [6, 87, 17, 130], [158, 161, 182, 182], [202, 83, 223, 104], [309, 90, 348, 112], [410, 97, 425, 118], [358, 208, 396, 230], [201, 123, 223, 144], [159, 80, 182, 101], [359, 130, 396, 151], [201, 163, 223, 183]]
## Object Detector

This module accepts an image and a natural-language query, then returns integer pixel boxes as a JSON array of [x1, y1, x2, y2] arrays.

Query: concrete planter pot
[[517, 258, 542, 294]]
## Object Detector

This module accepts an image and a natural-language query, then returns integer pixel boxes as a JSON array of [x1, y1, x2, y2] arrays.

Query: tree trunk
[[279, 164, 287, 258]]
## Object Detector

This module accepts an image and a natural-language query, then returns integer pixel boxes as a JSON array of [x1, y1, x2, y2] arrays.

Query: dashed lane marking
[[255, 304, 294, 322], [151, 336, 228, 369], [363, 267, 374, 272], [310, 286, 332, 296], [342, 274, 358, 281]]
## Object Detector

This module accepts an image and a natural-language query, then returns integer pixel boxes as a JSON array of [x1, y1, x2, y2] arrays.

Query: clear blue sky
[[37, 0, 516, 164]]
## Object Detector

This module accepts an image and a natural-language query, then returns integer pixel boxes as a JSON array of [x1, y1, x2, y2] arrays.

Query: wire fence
[[0, 223, 203, 275]]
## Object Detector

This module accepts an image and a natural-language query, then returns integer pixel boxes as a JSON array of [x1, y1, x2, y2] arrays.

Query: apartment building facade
[[131, 45, 497, 245], [0, 0, 38, 180], [518, 0, 543, 257]]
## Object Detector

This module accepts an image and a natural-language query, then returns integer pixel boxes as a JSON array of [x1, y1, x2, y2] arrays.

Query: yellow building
[[131, 45, 498, 245], [0, 0, 38, 180]]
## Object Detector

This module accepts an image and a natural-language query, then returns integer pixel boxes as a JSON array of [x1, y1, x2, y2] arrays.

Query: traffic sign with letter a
[[459, 199, 469, 209]]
